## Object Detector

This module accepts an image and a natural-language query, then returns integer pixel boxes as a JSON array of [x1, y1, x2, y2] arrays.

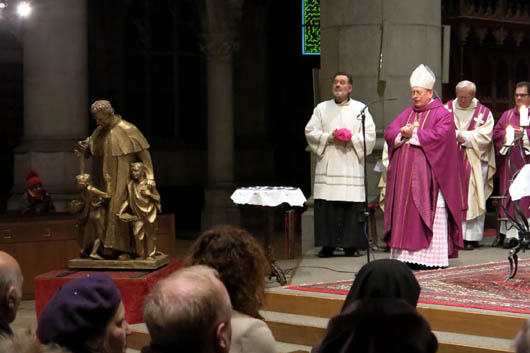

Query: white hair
[[456, 80, 476, 93]]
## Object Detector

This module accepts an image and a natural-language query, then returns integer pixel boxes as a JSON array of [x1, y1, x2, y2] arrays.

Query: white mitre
[[410, 64, 435, 89]]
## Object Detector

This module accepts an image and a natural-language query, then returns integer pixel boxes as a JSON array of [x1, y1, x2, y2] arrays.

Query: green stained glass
[[302, 0, 320, 55]]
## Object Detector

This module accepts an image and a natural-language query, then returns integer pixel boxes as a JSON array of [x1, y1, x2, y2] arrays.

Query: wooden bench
[[0, 213, 177, 299]]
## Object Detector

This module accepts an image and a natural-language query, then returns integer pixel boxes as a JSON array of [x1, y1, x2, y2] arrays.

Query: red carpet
[[285, 259, 530, 314]]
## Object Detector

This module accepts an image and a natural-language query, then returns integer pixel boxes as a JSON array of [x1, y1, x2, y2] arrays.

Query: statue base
[[68, 252, 169, 270]]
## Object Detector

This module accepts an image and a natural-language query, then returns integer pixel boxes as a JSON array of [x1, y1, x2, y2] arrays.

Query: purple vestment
[[383, 99, 466, 257], [492, 107, 530, 219]]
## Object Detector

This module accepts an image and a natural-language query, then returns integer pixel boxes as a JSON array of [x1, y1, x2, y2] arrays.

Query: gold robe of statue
[[86, 116, 153, 257]]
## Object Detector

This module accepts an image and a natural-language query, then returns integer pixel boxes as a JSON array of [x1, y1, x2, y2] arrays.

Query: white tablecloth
[[231, 186, 306, 207]]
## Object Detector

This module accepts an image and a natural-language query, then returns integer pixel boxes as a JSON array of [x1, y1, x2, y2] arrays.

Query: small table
[[231, 186, 306, 285]]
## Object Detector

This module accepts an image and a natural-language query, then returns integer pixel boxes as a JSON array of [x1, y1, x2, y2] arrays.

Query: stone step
[[261, 310, 514, 353], [261, 292, 524, 353]]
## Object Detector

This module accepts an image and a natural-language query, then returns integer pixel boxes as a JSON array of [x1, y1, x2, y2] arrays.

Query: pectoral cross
[[413, 115, 420, 128], [474, 113, 484, 126]]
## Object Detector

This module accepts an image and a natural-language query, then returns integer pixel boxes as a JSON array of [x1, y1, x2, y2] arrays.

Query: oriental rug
[[285, 259, 530, 314]]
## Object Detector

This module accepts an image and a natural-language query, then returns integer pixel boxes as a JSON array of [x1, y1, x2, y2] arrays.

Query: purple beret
[[38, 274, 122, 348]]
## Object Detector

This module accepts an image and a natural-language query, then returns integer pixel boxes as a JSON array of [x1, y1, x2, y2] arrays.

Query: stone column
[[301, 0, 443, 247], [200, 0, 242, 228], [9, 0, 88, 211], [320, 1, 443, 133], [320, 0, 443, 195]]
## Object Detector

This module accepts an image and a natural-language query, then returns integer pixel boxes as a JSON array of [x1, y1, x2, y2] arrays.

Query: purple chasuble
[[492, 107, 530, 219], [384, 99, 466, 257]]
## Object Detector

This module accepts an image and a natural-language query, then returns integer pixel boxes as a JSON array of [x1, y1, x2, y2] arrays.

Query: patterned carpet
[[285, 259, 530, 314]]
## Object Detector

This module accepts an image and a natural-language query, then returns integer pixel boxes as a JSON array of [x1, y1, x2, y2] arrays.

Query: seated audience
[[313, 259, 436, 353], [0, 251, 23, 337], [312, 298, 437, 353], [343, 258, 421, 309], [19, 170, 55, 214], [142, 265, 232, 353], [38, 274, 131, 353], [515, 318, 530, 353], [186, 225, 277, 353]]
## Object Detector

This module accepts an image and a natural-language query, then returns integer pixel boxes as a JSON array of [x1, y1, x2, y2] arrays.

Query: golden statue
[[74, 100, 157, 260], [70, 173, 111, 259], [117, 162, 161, 259]]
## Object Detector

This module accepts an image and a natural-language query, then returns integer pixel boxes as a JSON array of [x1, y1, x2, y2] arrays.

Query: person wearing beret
[[38, 274, 131, 353], [19, 170, 56, 214]]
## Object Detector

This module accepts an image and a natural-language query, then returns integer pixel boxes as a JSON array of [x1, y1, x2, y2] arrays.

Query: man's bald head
[[0, 251, 23, 323], [143, 265, 232, 353]]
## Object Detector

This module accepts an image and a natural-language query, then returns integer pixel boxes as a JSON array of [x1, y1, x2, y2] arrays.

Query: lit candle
[[520, 106, 529, 127], [506, 125, 514, 146]]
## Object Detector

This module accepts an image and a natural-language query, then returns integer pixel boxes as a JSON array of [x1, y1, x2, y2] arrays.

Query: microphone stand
[[356, 97, 397, 263]]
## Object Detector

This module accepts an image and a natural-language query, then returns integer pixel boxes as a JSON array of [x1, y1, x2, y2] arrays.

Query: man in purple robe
[[492, 81, 530, 248], [383, 64, 467, 269]]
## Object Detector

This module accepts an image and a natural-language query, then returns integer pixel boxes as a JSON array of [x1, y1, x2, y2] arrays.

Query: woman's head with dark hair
[[185, 225, 271, 319]]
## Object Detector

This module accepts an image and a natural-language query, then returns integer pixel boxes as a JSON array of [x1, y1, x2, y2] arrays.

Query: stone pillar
[[9, 0, 88, 211], [200, 0, 243, 228], [320, 0, 443, 195], [301, 0, 443, 248], [301, 69, 320, 255]]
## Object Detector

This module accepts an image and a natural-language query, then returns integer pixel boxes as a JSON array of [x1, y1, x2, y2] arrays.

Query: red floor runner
[[286, 258, 530, 314]]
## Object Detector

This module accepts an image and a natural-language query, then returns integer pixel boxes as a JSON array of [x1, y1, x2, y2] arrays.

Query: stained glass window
[[302, 0, 320, 55]]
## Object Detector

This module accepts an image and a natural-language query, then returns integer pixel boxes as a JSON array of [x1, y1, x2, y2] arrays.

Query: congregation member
[[515, 318, 530, 353], [0, 333, 72, 353], [19, 170, 55, 214], [305, 72, 376, 258], [0, 251, 23, 336], [312, 259, 437, 353], [384, 64, 466, 269], [38, 274, 131, 353], [186, 226, 276, 353], [493, 81, 530, 248], [343, 259, 420, 309], [142, 265, 232, 353], [313, 298, 437, 353], [445, 80, 496, 250]]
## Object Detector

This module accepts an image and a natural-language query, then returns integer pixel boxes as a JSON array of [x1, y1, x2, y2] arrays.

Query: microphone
[[357, 97, 398, 118]]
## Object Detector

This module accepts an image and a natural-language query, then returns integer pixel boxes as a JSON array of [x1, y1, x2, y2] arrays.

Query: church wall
[[320, 0, 443, 199]]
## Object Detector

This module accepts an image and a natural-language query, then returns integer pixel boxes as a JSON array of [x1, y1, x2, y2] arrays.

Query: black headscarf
[[342, 258, 420, 310], [312, 298, 438, 353]]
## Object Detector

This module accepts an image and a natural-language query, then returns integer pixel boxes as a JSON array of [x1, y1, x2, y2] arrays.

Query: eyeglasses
[[516, 94, 529, 98], [333, 80, 349, 85], [411, 90, 426, 97]]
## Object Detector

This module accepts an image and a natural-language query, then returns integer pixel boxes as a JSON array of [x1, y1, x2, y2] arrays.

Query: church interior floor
[[11, 220, 526, 352]]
